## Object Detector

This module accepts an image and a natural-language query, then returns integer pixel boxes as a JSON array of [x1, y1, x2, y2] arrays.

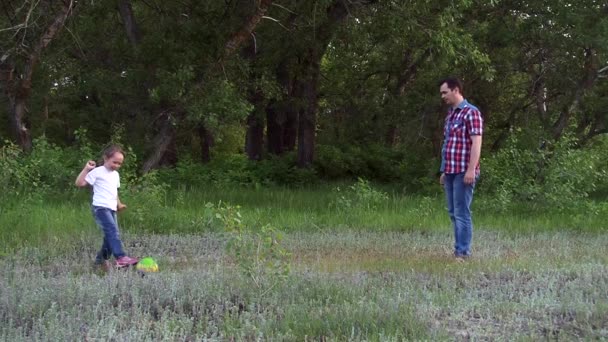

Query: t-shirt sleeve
[[84, 167, 98, 186], [467, 109, 483, 136]]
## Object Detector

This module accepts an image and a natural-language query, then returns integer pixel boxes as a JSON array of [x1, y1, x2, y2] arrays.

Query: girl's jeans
[[443, 173, 477, 257], [92, 206, 126, 263]]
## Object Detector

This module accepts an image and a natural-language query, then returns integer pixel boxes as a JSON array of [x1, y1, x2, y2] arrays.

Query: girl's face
[[104, 152, 124, 171]]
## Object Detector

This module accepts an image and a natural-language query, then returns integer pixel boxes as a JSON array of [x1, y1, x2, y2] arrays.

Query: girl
[[75, 144, 138, 269]]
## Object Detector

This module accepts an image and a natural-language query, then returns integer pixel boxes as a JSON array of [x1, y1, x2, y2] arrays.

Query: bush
[[253, 153, 318, 187], [0, 137, 82, 201], [121, 170, 169, 224], [314, 144, 412, 182], [212, 201, 290, 296], [478, 134, 606, 211], [0, 131, 149, 204], [331, 178, 389, 212], [159, 152, 318, 188], [158, 154, 253, 187]]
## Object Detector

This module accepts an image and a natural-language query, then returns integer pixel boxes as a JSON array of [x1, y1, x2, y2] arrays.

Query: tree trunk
[[8, 94, 33, 152], [283, 106, 298, 151], [294, 0, 351, 167], [266, 101, 284, 155], [577, 106, 607, 146], [266, 100, 297, 154], [222, 0, 273, 61], [2, 0, 75, 152], [245, 112, 264, 160], [142, 112, 176, 173], [242, 40, 265, 161], [551, 48, 599, 140], [198, 124, 213, 164], [385, 125, 398, 146], [266, 56, 298, 155], [383, 48, 430, 147], [530, 51, 550, 130], [117, 0, 141, 47], [297, 49, 320, 168]]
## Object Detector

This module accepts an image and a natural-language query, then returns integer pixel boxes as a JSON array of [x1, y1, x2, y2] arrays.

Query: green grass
[[0, 186, 607, 340], [2, 185, 605, 249]]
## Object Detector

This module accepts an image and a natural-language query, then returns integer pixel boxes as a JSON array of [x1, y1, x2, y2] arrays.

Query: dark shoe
[[454, 254, 470, 262]]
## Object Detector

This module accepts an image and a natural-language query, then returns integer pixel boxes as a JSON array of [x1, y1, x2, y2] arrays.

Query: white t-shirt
[[85, 166, 120, 211]]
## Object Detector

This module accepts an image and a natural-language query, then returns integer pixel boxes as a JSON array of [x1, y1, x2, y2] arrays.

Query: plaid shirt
[[440, 99, 483, 175]]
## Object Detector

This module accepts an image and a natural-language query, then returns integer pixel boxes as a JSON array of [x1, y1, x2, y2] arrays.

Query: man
[[438, 78, 483, 260]]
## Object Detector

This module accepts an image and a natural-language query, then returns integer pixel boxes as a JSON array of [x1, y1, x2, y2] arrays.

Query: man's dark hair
[[439, 77, 464, 95]]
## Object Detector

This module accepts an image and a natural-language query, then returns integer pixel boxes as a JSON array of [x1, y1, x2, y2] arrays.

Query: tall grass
[[1, 185, 606, 251]]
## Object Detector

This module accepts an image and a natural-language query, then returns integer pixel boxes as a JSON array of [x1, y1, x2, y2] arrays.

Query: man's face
[[439, 83, 459, 107]]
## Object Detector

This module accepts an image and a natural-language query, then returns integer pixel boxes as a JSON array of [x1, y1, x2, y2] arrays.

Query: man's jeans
[[92, 206, 125, 263], [444, 173, 476, 257]]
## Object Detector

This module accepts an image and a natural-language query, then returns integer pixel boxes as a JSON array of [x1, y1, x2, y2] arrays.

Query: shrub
[[211, 201, 291, 296], [121, 170, 169, 224], [314, 145, 360, 179], [479, 134, 606, 211], [253, 153, 318, 187], [0, 137, 81, 201], [332, 178, 389, 212]]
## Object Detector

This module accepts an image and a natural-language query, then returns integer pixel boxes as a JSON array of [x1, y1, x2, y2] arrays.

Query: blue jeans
[[444, 173, 477, 256], [92, 206, 125, 263]]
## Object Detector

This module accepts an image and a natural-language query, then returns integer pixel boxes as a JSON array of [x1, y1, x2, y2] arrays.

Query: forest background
[[0, 0, 607, 218], [1, 1, 608, 339]]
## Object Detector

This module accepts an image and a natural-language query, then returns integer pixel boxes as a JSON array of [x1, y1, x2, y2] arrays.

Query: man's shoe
[[454, 254, 470, 262], [115, 256, 139, 268]]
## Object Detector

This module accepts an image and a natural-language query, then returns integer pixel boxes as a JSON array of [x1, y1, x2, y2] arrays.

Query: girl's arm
[[75, 160, 96, 187], [117, 196, 127, 211]]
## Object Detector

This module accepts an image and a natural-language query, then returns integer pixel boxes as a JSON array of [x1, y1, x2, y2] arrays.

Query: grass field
[[1, 187, 607, 340]]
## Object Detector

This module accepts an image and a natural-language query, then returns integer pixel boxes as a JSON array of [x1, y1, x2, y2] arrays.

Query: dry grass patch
[[1, 230, 607, 340]]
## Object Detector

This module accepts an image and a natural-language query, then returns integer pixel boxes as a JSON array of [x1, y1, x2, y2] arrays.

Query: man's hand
[[439, 173, 445, 185], [117, 203, 127, 212], [465, 135, 482, 185], [464, 170, 476, 185]]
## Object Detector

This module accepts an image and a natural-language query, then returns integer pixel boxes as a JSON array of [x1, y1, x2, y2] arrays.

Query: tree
[[246, 0, 377, 167], [141, 0, 273, 171], [318, 0, 493, 157], [470, 0, 608, 148], [0, 0, 75, 151]]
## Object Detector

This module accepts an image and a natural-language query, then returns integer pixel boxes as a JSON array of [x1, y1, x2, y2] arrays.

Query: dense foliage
[[0, 0, 606, 206]]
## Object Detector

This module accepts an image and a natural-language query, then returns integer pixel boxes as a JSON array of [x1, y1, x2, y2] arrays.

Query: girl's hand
[[85, 160, 96, 171]]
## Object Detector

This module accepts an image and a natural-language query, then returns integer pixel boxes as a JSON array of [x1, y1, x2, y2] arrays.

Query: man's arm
[[464, 135, 482, 184]]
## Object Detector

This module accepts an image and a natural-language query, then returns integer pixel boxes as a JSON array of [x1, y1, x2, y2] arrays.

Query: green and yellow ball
[[136, 257, 159, 273]]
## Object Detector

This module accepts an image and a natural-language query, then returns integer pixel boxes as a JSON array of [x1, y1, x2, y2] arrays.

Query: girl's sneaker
[[115, 256, 139, 268], [94, 260, 112, 272]]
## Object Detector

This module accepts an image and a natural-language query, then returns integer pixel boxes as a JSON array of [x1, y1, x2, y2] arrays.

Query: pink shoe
[[115, 256, 139, 268], [94, 260, 112, 272], [101, 260, 112, 272]]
